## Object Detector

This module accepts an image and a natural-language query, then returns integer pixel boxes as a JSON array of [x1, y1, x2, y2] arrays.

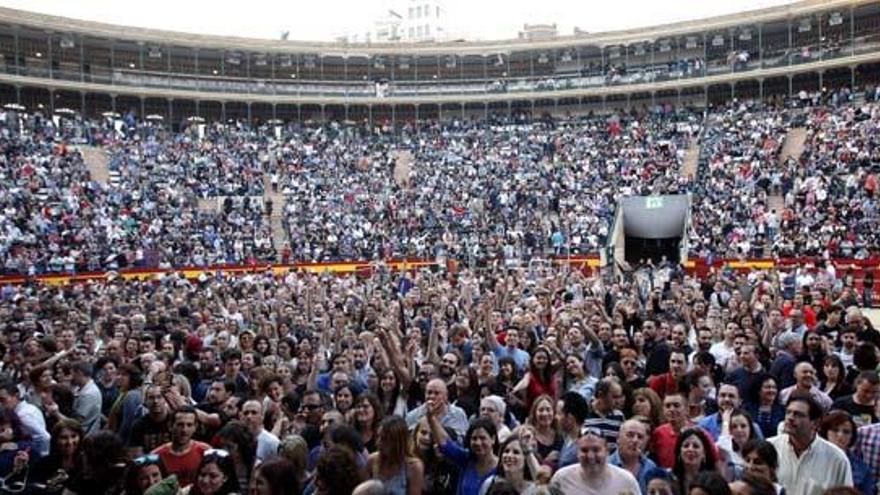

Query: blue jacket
[[608, 451, 657, 495]]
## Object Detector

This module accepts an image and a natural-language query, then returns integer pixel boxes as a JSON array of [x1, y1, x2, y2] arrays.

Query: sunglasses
[[581, 426, 604, 438], [133, 454, 160, 466], [204, 449, 230, 459]]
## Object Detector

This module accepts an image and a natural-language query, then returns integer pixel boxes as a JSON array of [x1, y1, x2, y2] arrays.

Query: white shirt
[[710, 340, 736, 369], [768, 434, 853, 495], [549, 463, 640, 495], [255, 428, 280, 463], [15, 401, 50, 457]]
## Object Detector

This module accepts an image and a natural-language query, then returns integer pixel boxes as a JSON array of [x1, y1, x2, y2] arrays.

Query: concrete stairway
[[197, 199, 216, 213], [763, 190, 786, 257], [681, 138, 700, 179], [392, 150, 413, 188], [80, 146, 110, 183], [779, 127, 808, 165], [263, 177, 287, 261]]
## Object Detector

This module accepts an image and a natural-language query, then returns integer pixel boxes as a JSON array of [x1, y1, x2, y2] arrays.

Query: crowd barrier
[[1, 256, 878, 288]]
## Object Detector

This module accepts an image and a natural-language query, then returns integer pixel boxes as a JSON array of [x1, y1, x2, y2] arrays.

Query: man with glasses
[[151, 406, 212, 488], [769, 395, 852, 495], [550, 427, 641, 494], [299, 390, 327, 449]]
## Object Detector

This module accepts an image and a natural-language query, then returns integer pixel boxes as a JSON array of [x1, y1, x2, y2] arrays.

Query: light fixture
[[739, 30, 752, 41], [560, 51, 572, 62], [712, 35, 725, 47], [537, 53, 549, 64], [798, 19, 812, 32], [829, 12, 843, 26], [129, 62, 136, 68], [34, 52, 42, 58], [59, 36, 74, 49], [290, 73, 296, 78], [212, 69, 218, 75], [685, 37, 698, 49], [148, 46, 162, 59]]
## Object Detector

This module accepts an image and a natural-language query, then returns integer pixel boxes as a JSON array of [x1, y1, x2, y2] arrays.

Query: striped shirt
[[582, 409, 625, 452]]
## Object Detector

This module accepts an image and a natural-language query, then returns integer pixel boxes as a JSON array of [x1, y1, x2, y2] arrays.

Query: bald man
[[608, 419, 657, 494], [405, 378, 468, 440], [779, 362, 833, 412]]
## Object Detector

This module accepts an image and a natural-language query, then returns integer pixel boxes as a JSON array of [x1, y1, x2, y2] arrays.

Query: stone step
[[779, 127, 808, 165], [80, 146, 110, 183], [681, 138, 700, 179]]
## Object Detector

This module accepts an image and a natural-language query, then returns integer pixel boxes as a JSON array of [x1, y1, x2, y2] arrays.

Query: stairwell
[[779, 127, 808, 165], [263, 177, 287, 262], [392, 150, 413, 188], [762, 127, 807, 256], [681, 138, 700, 179], [197, 198, 217, 214], [80, 146, 111, 183]]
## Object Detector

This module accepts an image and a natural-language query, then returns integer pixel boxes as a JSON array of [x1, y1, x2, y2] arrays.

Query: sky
[[0, 0, 797, 42]]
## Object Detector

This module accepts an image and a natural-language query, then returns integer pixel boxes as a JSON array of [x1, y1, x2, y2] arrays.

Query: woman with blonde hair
[[277, 434, 309, 487], [524, 395, 563, 466], [367, 416, 424, 495]]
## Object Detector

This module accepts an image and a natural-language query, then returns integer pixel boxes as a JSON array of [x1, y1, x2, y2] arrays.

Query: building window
[[425, 4, 430, 17], [409, 7, 413, 19], [409, 27, 414, 38], [425, 24, 430, 36], [436, 6, 440, 16], [417, 25, 423, 37], [417, 6, 421, 18]]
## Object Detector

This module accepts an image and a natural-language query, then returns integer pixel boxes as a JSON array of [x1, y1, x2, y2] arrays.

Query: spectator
[[819, 409, 876, 495], [366, 416, 424, 495], [768, 395, 852, 495], [189, 448, 241, 495], [608, 419, 657, 494], [151, 406, 212, 488], [0, 380, 50, 457], [549, 427, 640, 494]]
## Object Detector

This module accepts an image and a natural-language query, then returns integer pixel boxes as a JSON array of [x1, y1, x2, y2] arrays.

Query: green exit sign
[[646, 197, 664, 209]]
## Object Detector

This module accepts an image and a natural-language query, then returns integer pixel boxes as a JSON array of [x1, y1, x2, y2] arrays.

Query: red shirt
[[650, 423, 719, 469], [152, 441, 211, 487], [648, 372, 679, 399]]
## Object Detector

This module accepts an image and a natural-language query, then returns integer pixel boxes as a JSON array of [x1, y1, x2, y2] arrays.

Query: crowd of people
[[276, 113, 697, 263], [0, 94, 878, 275], [0, 254, 874, 495], [775, 102, 880, 258]]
